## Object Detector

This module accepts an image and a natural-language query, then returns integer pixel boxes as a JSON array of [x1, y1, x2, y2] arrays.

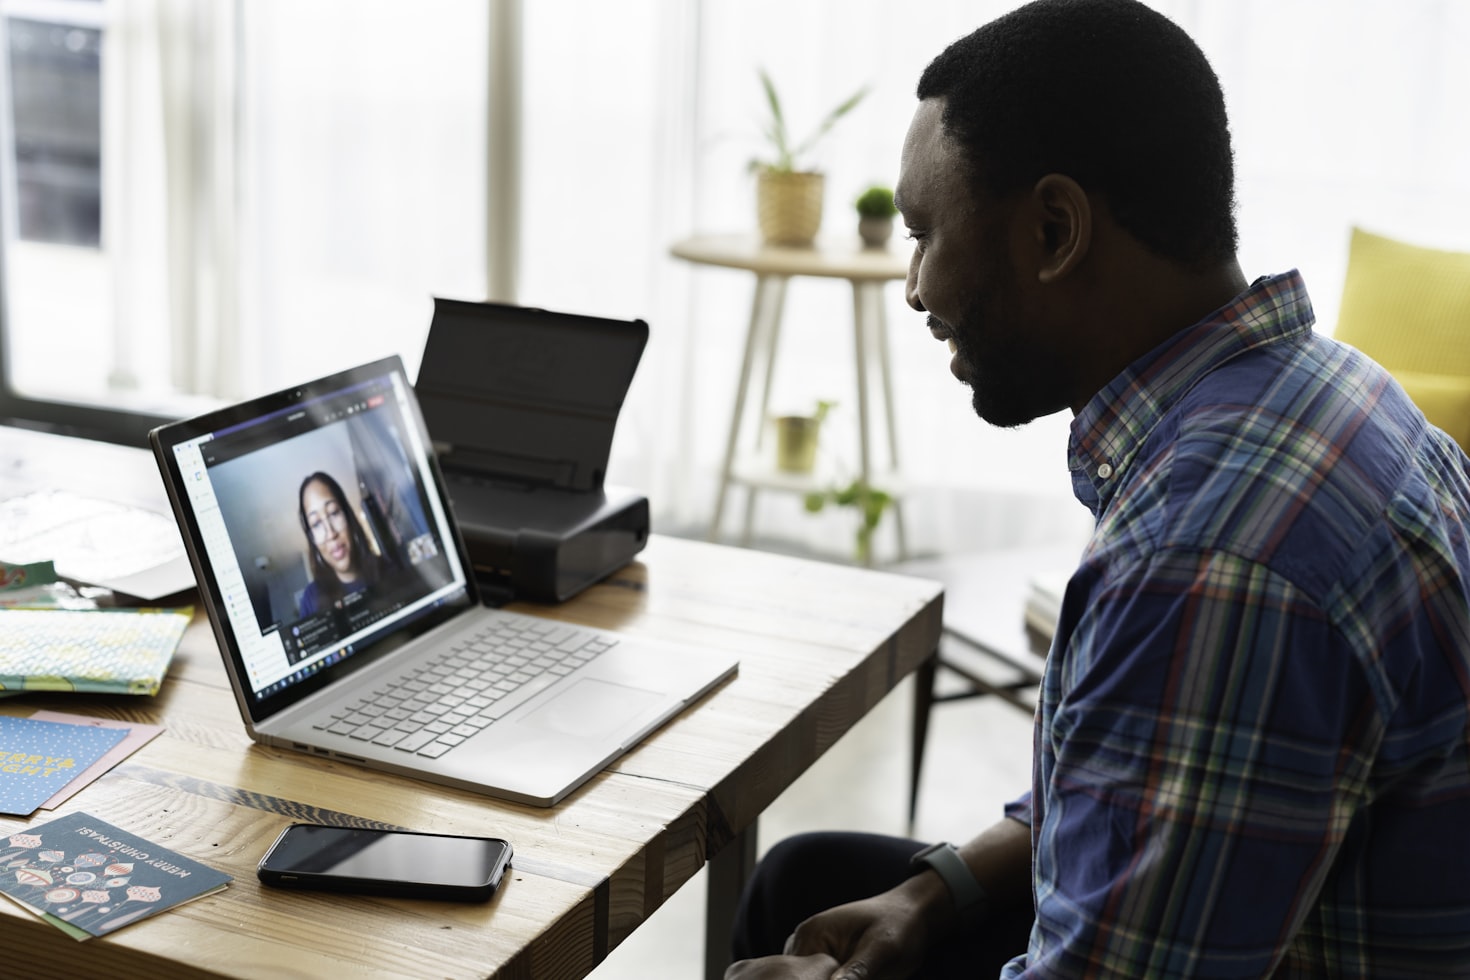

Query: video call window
[[205, 387, 453, 665]]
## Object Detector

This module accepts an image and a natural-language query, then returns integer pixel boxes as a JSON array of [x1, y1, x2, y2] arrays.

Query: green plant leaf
[[801, 477, 892, 562], [789, 84, 869, 163], [757, 68, 792, 172], [755, 71, 867, 174], [855, 185, 898, 218]]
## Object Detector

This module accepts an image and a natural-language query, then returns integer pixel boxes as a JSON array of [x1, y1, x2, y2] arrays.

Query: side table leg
[[850, 283, 874, 499], [706, 821, 758, 980], [739, 486, 758, 549], [740, 277, 788, 547], [752, 277, 790, 454], [711, 275, 778, 542], [871, 284, 908, 560]]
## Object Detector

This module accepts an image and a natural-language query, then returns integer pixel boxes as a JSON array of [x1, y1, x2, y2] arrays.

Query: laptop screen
[[155, 357, 476, 714]]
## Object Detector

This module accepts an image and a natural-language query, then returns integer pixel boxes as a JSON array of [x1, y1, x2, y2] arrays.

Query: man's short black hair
[[918, 0, 1238, 268]]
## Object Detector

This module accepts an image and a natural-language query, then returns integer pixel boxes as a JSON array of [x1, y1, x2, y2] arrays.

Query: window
[[10, 14, 100, 247], [0, 1, 149, 441], [0, 0, 492, 446]]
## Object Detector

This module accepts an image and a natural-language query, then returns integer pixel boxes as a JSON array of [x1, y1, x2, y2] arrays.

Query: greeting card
[[27, 711, 165, 810], [0, 811, 231, 939], [0, 717, 128, 816]]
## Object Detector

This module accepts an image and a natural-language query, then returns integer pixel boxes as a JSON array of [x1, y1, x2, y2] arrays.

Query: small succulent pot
[[858, 214, 894, 248]]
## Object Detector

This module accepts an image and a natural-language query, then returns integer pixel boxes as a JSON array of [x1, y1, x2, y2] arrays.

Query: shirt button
[[1097, 462, 1114, 479]]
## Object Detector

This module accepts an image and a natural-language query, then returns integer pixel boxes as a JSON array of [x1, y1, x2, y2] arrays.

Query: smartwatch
[[909, 841, 988, 926]]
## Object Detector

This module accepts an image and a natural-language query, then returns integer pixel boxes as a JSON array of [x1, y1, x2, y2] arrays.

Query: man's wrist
[[908, 841, 989, 928]]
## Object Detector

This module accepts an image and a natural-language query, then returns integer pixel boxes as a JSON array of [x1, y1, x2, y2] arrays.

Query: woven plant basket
[[757, 170, 825, 247]]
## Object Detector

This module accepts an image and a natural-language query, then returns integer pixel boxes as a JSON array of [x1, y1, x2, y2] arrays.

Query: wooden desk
[[0, 532, 942, 979], [670, 234, 912, 564]]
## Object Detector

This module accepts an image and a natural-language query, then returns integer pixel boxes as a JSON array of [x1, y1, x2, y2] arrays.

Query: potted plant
[[750, 69, 868, 247], [773, 399, 834, 473], [803, 478, 894, 565], [855, 185, 898, 248]]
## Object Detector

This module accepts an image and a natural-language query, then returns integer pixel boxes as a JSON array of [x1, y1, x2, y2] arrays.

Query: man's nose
[[905, 251, 925, 312]]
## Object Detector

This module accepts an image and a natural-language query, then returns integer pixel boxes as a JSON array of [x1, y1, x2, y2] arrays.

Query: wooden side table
[[670, 233, 911, 564]]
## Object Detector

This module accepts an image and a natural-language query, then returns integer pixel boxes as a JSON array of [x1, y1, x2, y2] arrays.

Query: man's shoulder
[[1129, 334, 1435, 586]]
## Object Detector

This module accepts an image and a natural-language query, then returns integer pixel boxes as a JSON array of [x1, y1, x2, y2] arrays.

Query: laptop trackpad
[[517, 678, 663, 738]]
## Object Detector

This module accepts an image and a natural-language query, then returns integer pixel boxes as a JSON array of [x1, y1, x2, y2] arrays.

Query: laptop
[[149, 355, 738, 806]]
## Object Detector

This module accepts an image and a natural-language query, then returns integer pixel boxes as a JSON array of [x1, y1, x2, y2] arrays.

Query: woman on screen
[[296, 471, 393, 616]]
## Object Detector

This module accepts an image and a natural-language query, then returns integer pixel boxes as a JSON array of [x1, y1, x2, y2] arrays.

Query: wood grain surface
[[0, 535, 942, 979]]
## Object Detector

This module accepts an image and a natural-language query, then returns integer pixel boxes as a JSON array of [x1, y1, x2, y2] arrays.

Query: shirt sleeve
[[1014, 548, 1383, 978], [1004, 790, 1033, 826]]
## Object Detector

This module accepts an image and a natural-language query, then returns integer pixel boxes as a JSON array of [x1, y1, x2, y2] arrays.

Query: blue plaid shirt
[[1002, 271, 1470, 977]]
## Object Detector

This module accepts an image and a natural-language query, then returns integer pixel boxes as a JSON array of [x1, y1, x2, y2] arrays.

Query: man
[[726, 1, 1470, 977]]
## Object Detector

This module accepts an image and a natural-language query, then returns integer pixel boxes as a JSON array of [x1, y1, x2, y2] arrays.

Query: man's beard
[[941, 299, 1059, 430]]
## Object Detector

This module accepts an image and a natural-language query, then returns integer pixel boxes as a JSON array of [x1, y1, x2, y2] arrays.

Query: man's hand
[[724, 953, 838, 979], [723, 890, 930, 980], [726, 819, 1031, 979], [780, 890, 933, 979]]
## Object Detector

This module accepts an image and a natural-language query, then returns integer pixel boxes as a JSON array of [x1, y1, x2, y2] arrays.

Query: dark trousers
[[731, 831, 1034, 977]]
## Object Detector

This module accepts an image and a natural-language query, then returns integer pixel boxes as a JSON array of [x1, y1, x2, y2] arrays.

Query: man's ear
[[1031, 174, 1091, 284]]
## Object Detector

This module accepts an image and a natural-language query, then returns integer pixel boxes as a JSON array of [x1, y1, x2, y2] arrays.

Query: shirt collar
[[1067, 270, 1317, 515]]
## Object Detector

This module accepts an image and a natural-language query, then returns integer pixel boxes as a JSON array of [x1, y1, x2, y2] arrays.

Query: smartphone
[[257, 823, 513, 901]]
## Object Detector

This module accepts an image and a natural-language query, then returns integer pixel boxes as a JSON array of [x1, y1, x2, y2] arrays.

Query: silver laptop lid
[[150, 356, 481, 726]]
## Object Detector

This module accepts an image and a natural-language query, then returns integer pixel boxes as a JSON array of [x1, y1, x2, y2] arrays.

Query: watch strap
[[909, 841, 988, 924]]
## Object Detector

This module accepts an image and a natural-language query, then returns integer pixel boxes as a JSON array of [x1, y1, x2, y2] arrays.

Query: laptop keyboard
[[311, 616, 617, 759]]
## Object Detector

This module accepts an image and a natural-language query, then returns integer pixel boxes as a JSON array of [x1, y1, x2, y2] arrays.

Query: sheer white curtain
[[519, 0, 1470, 562], [104, 0, 241, 399], [47, 0, 1467, 561], [1184, 0, 1470, 331], [5, 0, 492, 412], [238, 1, 490, 395], [518, 0, 1082, 563]]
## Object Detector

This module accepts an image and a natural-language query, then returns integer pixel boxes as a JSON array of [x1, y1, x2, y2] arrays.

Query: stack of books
[[1023, 567, 1070, 653]]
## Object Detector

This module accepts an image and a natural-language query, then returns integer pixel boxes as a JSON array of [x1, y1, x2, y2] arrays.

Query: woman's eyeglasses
[[307, 503, 349, 542]]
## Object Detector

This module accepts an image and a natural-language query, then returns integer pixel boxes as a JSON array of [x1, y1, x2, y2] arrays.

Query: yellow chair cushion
[[1333, 227, 1470, 450], [1393, 370, 1470, 452]]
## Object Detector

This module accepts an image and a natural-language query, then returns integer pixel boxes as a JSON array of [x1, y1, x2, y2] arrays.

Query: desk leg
[[910, 651, 939, 830], [711, 275, 786, 543], [706, 821, 758, 980]]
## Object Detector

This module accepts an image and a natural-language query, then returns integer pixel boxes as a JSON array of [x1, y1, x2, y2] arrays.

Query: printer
[[415, 298, 651, 603]]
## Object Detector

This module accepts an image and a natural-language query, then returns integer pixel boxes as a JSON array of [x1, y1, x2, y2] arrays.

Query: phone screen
[[258, 824, 512, 900]]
